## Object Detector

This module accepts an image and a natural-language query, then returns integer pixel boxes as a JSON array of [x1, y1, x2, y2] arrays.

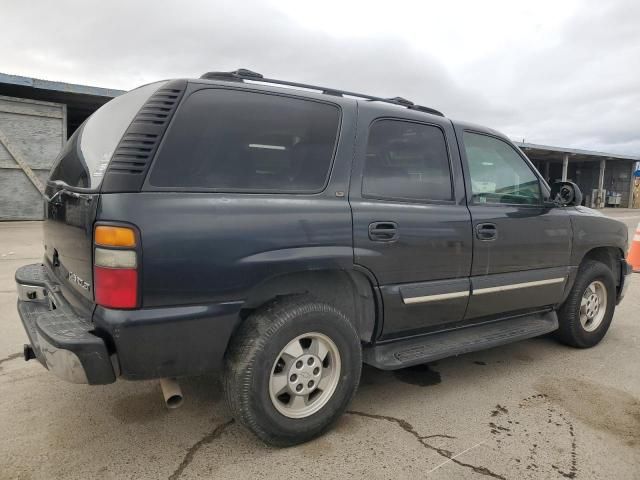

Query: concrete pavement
[[0, 211, 639, 479]]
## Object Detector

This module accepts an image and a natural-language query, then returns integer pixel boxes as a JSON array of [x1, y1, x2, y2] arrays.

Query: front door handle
[[369, 221, 398, 242], [476, 223, 497, 241]]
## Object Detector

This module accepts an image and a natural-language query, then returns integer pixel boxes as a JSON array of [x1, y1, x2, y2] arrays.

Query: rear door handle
[[369, 221, 398, 242], [476, 223, 497, 241]]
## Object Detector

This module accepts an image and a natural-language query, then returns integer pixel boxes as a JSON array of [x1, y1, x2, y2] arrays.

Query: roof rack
[[200, 69, 444, 117]]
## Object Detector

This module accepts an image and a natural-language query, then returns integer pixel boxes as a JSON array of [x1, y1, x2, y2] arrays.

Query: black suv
[[15, 69, 632, 446]]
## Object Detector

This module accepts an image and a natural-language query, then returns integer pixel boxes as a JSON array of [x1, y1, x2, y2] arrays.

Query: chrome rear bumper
[[15, 264, 116, 385]]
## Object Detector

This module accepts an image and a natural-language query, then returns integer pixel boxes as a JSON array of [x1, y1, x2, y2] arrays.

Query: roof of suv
[[191, 68, 445, 118], [188, 70, 513, 148]]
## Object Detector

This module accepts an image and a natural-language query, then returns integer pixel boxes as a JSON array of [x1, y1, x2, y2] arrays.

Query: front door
[[456, 128, 572, 320], [350, 106, 472, 339]]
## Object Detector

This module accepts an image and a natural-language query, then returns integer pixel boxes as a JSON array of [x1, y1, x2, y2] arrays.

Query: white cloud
[[0, 0, 637, 155]]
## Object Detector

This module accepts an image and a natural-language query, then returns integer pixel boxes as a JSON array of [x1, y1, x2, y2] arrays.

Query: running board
[[363, 312, 558, 370]]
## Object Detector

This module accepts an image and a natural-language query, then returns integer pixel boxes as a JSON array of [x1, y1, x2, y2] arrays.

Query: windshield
[[49, 81, 166, 189]]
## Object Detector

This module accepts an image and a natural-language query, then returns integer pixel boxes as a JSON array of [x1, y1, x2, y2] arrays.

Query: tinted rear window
[[362, 119, 452, 201], [148, 89, 340, 192]]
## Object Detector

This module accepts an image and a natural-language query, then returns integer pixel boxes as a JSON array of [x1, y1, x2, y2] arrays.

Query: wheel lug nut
[[296, 384, 303, 392], [296, 360, 303, 369], [313, 367, 320, 375], [307, 358, 314, 366], [308, 381, 314, 388], [290, 374, 297, 382]]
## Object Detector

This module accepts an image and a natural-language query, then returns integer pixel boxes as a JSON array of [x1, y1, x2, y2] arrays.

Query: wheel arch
[[561, 246, 625, 306], [580, 246, 624, 286], [238, 268, 379, 344]]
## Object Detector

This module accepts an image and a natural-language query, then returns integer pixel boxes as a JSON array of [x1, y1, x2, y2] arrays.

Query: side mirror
[[550, 181, 583, 207]]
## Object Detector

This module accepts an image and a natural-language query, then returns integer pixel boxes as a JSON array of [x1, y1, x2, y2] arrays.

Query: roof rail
[[200, 69, 444, 117]]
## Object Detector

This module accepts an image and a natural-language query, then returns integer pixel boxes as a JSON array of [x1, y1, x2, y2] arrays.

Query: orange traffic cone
[[628, 222, 640, 273]]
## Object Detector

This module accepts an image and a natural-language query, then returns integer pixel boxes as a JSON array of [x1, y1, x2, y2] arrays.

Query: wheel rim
[[579, 280, 607, 332], [269, 332, 341, 419]]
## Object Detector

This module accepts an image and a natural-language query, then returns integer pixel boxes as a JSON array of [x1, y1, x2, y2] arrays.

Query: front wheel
[[557, 260, 616, 348], [223, 296, 362, 446]]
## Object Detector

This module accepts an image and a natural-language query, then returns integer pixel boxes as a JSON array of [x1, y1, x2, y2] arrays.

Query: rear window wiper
[[45, 180, 96, 203]]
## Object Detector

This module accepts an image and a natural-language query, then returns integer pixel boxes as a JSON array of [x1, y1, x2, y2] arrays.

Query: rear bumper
[[16, 263, 244, 384], [16, 264, 116, 385], [93, 300, 243, 381]]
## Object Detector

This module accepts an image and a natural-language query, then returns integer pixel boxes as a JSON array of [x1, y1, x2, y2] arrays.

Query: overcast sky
[[2, 0, 638, 155]]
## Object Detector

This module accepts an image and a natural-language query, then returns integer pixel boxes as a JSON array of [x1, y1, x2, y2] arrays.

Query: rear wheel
[[268, 332, 342, 419], [223, 296, 362, 446], [557, 260, 616, 348]]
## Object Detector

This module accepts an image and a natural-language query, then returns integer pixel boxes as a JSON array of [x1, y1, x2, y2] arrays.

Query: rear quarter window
[[148, 89, 341, 192], [49, 81, 166, 189]]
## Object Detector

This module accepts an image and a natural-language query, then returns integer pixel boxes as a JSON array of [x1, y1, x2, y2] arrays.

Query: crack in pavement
[[166, 411, 503, 479], [0, 353, 22, 369], [347, 411, 506, 479], [168, 419, 234, 480], [422, 433, 457, 440]]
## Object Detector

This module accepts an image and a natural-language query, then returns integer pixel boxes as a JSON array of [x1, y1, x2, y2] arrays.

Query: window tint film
[[463, 132, 541, 205], [362, 120, 452, 201], [149, 89, 340, 192]]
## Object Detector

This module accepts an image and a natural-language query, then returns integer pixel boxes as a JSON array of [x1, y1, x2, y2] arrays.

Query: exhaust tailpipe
[[159, 378, 184, 409]]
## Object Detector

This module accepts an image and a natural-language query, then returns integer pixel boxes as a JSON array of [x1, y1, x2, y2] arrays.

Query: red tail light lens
[[93, 224, 139, 310], [94, 267, 138, 309]]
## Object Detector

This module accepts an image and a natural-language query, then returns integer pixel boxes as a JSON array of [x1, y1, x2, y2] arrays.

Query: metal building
[[0, 96, 66, 219], [0, 73, 123, 220], [517, 142, 640, 209], [0, 72, 638, 219]]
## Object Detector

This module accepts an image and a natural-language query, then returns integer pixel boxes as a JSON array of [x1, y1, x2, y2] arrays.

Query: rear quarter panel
[[97, 193, 354, 307], [97, 88, 357, 309]]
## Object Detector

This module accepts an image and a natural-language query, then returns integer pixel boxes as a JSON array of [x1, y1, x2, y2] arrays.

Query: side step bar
[[363, 312, 558, 370]]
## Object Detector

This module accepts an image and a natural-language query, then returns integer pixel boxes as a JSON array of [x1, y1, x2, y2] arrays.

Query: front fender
[[568, 207, 628, 265]]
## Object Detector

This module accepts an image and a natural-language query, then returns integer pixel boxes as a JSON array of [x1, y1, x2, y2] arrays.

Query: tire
[[557, 260, 616, 348], [223, 295, 362, 447]]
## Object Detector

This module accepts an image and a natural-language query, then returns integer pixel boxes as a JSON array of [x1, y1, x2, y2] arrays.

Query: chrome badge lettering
[[68, 271, 90, 291]]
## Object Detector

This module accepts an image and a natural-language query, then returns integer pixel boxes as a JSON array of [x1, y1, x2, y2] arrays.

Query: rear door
[[456, 127, 572, 320], [350, 104, 472, 339]]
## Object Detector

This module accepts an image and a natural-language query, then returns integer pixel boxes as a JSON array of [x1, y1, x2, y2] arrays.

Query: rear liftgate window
[[148, 89, 340, 192]]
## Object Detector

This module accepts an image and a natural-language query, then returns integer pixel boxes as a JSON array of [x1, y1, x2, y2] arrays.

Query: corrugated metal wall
[[604, 161, 635, 207], [0, 95, 65, 220]]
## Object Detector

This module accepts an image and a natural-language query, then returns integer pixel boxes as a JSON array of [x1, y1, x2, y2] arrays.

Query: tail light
[[94, 225, 139, 309]]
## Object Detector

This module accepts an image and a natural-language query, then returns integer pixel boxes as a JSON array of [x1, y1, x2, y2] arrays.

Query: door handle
[[369, 222, 398, 242], [476, 223, 497, 241]]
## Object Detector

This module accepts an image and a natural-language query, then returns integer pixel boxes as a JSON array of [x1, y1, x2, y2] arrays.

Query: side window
[[362, 120, 453, 202], [463, 132, 541, 205], [148, 89, 340, 192]]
